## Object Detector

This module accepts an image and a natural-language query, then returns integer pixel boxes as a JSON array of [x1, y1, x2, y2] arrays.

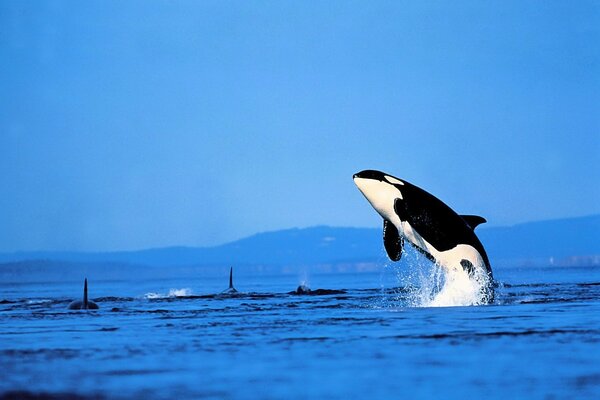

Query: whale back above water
[[68, 278, 99, 310], [221, 267, 238, 294]]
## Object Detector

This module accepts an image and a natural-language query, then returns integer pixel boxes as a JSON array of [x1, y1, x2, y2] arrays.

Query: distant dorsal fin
[[84, 278, 88, 309], [461, 215, 487, 230], [229, 267, 234, 289]]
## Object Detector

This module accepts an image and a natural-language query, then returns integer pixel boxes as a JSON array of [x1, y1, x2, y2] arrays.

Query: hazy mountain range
[[1, 215, 598, 273]]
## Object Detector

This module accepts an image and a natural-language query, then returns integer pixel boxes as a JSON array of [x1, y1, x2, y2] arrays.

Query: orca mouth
[[353, 170, 385, 181]]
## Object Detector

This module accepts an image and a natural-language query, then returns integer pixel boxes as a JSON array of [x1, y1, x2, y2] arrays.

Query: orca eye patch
[[384, 176, 404, 185]]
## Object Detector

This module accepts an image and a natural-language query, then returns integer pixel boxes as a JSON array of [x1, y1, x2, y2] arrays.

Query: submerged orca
[[294, 284, 312, 294], [353, 170, 494, 302], [288, 284, 346, 296], [221, 267, 238, 294], [68, 278, 99, 310]]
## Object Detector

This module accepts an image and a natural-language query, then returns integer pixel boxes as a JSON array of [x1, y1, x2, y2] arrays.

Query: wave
[[287, 288, 347, 296], [93, 296, 134, 302], [26, 299, 53, 305], [144, 288, 193, 299], [386, 328, 600, 340], [0, 390, 97, 400]]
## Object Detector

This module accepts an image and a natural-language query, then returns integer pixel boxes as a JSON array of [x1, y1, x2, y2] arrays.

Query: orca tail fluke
[[84, 278, 88, 309]]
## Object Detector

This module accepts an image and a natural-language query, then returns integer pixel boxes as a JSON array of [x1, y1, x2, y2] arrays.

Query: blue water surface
[[1, 266, 599, 399]]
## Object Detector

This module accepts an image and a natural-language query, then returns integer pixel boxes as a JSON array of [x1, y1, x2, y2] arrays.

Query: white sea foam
[[144, 288, 193, 299], [168, 288, 192, 297], [394, 247, 492, 307], [425, 267, 490, 307], [26, 299, 52, 305]]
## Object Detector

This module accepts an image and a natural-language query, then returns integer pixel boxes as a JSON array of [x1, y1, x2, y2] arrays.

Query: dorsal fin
[[461, 215, 487, 230], [229, 267, 234, 289], [83, 278, 88, 309]]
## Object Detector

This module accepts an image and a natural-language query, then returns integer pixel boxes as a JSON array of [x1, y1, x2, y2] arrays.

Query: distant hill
[[0, 215, 598, 269], [479, 214, 600, 265], [0, 226, 380, 268]]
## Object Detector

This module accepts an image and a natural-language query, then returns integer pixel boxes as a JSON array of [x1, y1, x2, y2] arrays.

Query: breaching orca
[[68, 278, 99, 310], [221, 267, 238, 294], [353, 170, 494, 303]]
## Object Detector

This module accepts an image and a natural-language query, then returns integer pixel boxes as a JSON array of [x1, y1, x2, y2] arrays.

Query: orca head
[[353, 170, 405, 223]]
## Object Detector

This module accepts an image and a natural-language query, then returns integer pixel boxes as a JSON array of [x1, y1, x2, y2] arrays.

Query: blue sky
[[1, 1, 598, 251]]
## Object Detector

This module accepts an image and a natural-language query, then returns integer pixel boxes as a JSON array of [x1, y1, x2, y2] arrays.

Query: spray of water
[[386, 246, 492, 307], [298, 269, 311, 290], [144, 288, 193, 299], [426, 266, 492, 307]]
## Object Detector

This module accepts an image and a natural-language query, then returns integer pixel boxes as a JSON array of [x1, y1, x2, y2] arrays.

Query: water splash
[[390, 246, 493, 307], [144, 288, 193, 299], [26, 299, 53, 305], [169, 288, 193, 297], [298, 269, 310, 289], [425, 267, 491, 307]]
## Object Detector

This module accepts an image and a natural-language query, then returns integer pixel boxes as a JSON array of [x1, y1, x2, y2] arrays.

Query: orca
[[288, 285, 346, 296], [68, 278, 99, 310], [353, 170, 494, 303], [221, 267, 238, 294], [293, 284, 312, 294]]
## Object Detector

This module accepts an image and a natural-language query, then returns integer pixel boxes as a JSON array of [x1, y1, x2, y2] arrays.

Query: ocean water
[[1, 265, 600, 399]]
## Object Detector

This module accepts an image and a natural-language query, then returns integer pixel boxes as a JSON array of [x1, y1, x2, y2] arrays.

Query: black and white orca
[[288, 285, 346, 296], [68, 278, 99, 310], [221, 267, 238, 294], [353, 170, 494, 304], [293, 284, 312, 294]]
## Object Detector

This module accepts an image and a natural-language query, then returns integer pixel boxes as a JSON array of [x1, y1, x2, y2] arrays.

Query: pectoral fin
[[383, 220, 404, 262]]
